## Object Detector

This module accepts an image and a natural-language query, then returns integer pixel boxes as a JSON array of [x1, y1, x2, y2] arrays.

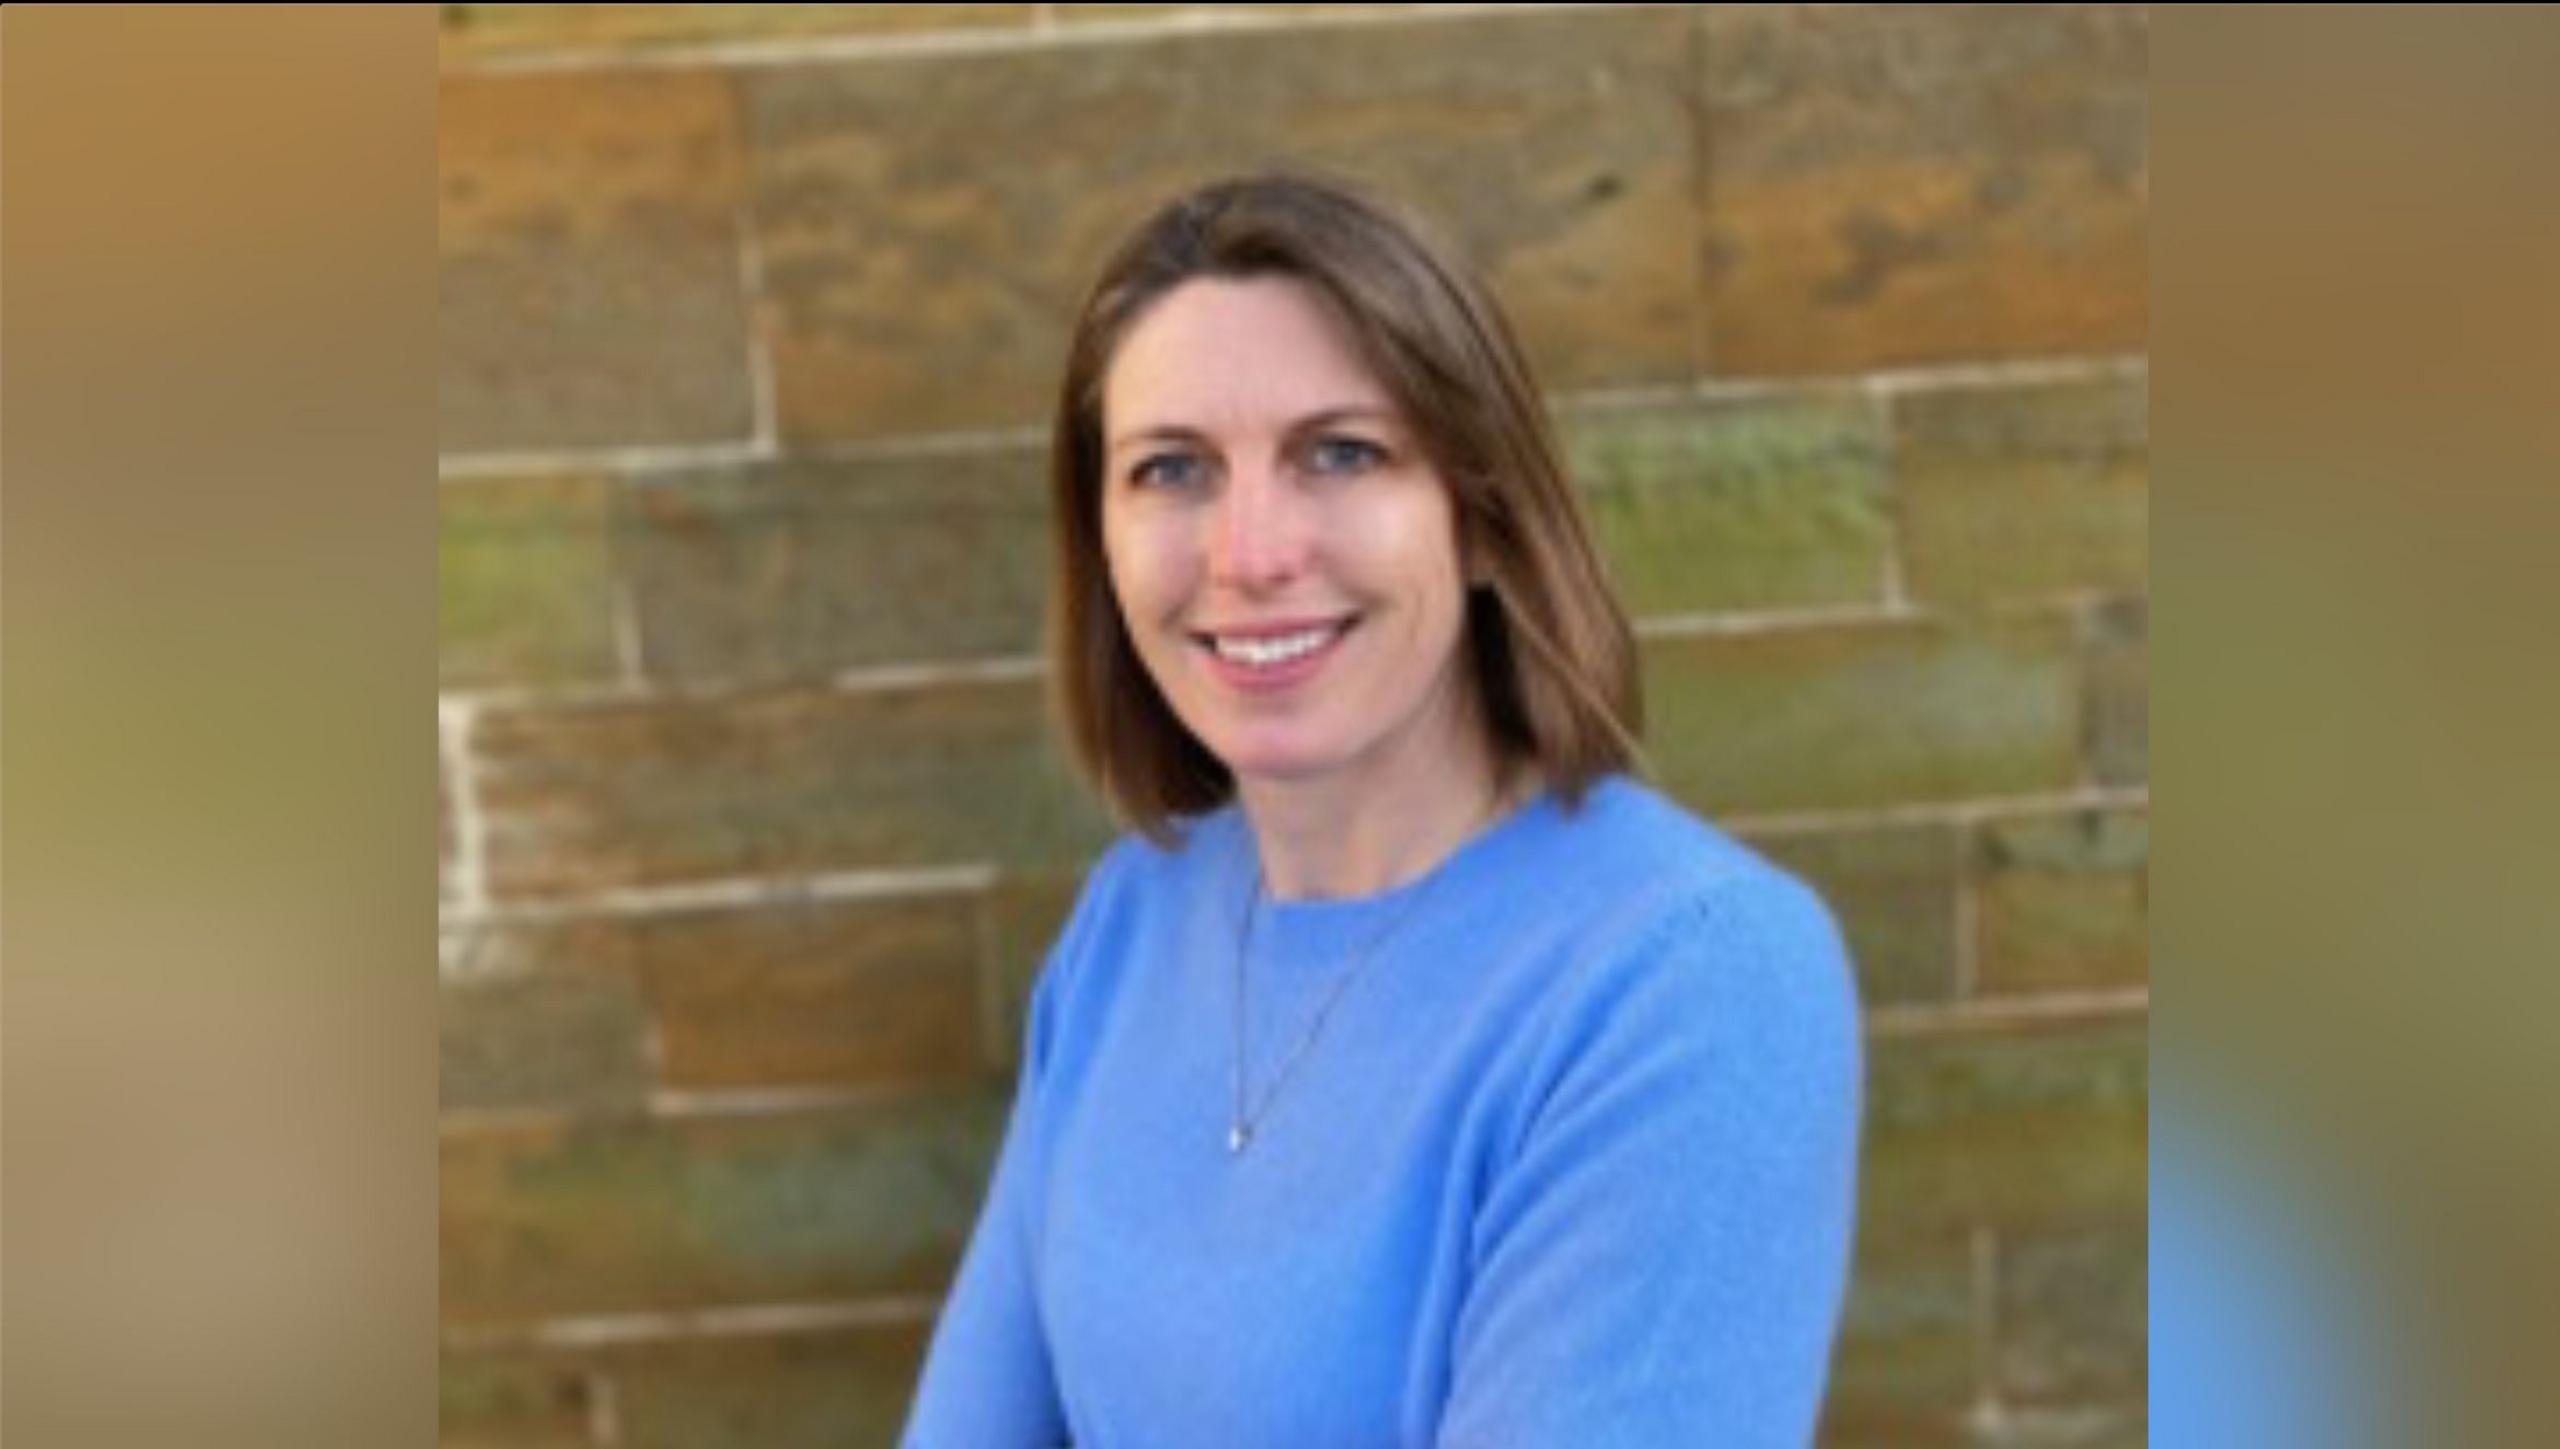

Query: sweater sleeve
[[900, 930, 1077, 1448], [1437, 873, 1864, 1449]]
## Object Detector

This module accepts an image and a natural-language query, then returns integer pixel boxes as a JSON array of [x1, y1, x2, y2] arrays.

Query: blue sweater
[[902, 775, 1863, 1447]]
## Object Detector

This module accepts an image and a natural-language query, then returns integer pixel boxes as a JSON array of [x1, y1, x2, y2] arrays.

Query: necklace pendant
[[1227, 1122, 1250, 1154]]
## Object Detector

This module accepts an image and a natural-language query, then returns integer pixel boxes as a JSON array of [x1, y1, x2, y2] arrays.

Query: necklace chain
[[1226, 846, 1453, 1156]]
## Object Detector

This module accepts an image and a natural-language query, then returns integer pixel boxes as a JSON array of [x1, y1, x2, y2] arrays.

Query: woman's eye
[[1130, 452, 1208, 491], [1307, 436, 1387, 475]]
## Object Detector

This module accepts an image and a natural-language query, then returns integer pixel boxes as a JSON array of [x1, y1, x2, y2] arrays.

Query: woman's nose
[[1208, 461, 1310, 591]]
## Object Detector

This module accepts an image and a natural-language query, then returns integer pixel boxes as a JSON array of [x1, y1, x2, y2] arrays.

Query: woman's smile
[[1192, 615, 1360, 690]]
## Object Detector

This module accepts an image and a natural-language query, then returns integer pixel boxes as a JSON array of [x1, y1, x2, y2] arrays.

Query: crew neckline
[[1210, 780, 1566, 965]]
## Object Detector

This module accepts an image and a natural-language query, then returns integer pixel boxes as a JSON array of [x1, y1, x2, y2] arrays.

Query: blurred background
[[435, 4, 2147, 1445]]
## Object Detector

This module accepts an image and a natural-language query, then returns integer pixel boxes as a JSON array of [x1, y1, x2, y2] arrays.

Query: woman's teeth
[[1213, 624, 1340, 667]]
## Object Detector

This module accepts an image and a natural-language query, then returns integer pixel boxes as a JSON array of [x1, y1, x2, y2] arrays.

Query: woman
[[903, 172, 1862, 1447]]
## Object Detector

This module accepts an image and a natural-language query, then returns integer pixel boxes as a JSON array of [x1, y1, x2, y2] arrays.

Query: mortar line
[[433, 357, 2147, 484], [1633, 600, 1923, 639], [734, 163, 782, 459], [645, 1082, 940, 1119], [438, 698, 491, 923], [437, 1076, 965, 1140], [441, 861, 1000, 933], [443, 3, 1668, 77], [827, 653, 1047, 693], [586, 1371, 621, 1448], [1859, 353, 2148, 399], [439, 439, 763, 481], [1967, 1225, 2007, 1435], [1865, 987, 2148, 1038], [445, 1296, 943, 1354], [1728, 784, 2150, 836]]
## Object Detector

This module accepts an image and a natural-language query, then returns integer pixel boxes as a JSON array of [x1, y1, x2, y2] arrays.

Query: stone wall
[[438, 6, 2148, 1444]]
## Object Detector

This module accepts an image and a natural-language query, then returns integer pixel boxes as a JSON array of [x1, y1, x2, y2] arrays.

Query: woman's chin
[[1212, 738, 1348, 789]]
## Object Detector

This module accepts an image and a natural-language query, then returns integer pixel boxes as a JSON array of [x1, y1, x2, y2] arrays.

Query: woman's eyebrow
[[1107, 406, 1398, 456], [1106, 422, 1213, 457], [1283, 406, 1398, 436]]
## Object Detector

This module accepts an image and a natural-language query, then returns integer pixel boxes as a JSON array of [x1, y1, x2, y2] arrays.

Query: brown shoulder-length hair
[[1048, 169, 1644, 841]]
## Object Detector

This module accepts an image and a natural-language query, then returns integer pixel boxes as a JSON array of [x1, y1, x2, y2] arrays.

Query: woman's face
[[1099, 275, 1480, 798]]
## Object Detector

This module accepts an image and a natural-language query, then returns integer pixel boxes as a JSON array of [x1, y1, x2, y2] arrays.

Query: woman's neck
[[1235, 728, 1517, 902]]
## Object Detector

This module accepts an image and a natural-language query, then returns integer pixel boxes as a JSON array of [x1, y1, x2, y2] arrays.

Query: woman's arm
[[1438, 873, 1865, 1448], [900, 949, 1076, 1448]]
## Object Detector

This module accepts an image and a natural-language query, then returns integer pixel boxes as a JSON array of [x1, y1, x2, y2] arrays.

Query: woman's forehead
[[1102, 276, 1398, 440]]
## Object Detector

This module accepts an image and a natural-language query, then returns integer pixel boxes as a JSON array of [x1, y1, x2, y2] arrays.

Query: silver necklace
[[1227, 854, 1449, 1155]]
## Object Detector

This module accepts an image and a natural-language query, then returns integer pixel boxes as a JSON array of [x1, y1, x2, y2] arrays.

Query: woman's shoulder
[[1014, 809, 1247, 1064], [1519, 774, 1818, 920], [1507, 775, 1860, 1026], [1037, 804, 1250, 967], [1085, 801, 1250, 897]]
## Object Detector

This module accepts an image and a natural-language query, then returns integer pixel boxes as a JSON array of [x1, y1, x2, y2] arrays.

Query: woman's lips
[[1192, 617, 1358, 693]]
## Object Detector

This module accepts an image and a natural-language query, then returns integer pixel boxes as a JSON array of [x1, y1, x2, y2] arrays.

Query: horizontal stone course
[[1975, 807, 2148, 994], [1698, 2, 2149, 375], [441, 1093, 1005, 1325], [1564, 389, 1894, 616], [1645, 611, 2082, 814], [439, 70, 755, 453], [746, 6, 1700, 441], [440, 472, 621, 691], [471, 678, 1111, 899], [1894, 375, 2149, 606], [621, 449, 1050, 688]]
